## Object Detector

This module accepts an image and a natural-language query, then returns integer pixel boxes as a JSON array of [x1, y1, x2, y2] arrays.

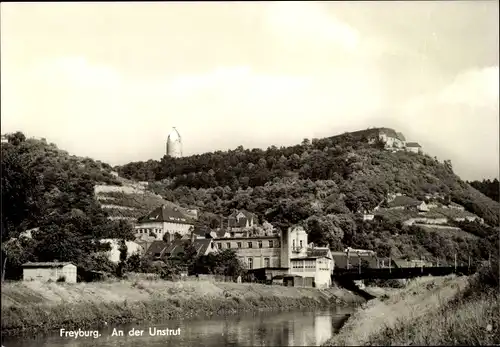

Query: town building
[[222, 210, 259, 232], [405, 142, 422, 154], [215, 225, 334, 288], [213, 235, 282, 268], [166, 127, 182, 158], [134, 204, 195, 241], [22, 262, 77, 283]]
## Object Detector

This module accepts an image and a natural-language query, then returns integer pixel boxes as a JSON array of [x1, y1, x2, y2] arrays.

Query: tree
[[116, 239, 128, 277]]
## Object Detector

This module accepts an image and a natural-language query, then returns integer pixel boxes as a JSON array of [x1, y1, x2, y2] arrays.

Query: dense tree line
[[467, 179, 499, 202], [1, 132, 134, 280]]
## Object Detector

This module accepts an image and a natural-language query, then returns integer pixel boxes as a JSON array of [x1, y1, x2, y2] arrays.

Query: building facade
[[214, 225, 334, 288], [213, 235, 282, 269], [22, 262, 77, 283], [405, 142, 422, 154], [166, 127, 182, 158], [134, 204, 194, 241]]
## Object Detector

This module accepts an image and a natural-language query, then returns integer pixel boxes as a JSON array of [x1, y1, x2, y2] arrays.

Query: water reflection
[[3, 307, 353, 347]]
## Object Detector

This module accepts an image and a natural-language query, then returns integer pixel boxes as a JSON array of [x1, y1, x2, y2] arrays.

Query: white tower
[[166, 127, 182, 158]]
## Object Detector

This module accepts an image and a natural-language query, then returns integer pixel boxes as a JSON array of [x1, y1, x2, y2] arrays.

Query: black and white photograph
[[1, 1, 499, 346]]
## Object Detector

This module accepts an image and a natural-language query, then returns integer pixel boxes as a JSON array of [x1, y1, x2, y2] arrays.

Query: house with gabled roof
[[134, 204, 195, 241], [163, 238, 215, 260], [405, 142, 422, 154], [386, 196, 428, 212], [226, 210, 259, 231]]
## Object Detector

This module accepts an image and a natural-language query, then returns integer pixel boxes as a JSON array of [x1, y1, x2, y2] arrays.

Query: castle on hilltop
[[166, 127, 182, 158], [331, 127, 422, 154]]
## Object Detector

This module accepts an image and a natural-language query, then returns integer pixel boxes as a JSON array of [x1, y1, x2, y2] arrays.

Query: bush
[[57, 276, 66, 283]]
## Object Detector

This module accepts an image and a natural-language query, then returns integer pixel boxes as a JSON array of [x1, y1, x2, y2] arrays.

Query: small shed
[[22, 262, 77, 283]]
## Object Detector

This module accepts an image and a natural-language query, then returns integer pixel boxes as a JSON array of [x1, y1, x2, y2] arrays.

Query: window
[[226, 242, 231, 249], [248, 258, 253, 269], [248, 242, 253, 248], [293, 240, 296, 249], [258, 241, 263, 248], [217, 243, 222, 249], [300, 240, 303, 248], [264, 258, 270, 268], [237, 242, 242, 248], [269, 240, 273, 248], [211, 243, 215, 249]]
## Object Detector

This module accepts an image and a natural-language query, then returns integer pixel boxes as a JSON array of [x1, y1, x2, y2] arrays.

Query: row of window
[[291, 260, 317, 269], [137, 228, 161, 234], [217, 240, 277, 250], [245, 257, 271, 269]]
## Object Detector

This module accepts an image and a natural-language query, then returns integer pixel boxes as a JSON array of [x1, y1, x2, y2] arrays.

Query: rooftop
[[22, 262, 74, 268], [164, 239, 213, 258], [137, 204, 195, 225], [406, 142, 421, 148]]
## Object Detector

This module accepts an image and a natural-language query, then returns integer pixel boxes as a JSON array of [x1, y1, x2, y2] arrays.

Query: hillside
[[1, 133, 136, 280], [2, 129, 498, 279], [116, 128, 500, 265]]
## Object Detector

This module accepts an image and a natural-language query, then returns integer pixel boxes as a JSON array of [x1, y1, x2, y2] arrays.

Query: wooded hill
[[116, 130, 499, 264], [1, 130, 498, 280], [1, 132, 135, 280]]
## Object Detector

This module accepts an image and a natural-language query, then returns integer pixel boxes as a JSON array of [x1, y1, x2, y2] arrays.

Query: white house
[[22, 262, 77, 283], [134, 204, 195, 241], [405, 142, 422, 154]]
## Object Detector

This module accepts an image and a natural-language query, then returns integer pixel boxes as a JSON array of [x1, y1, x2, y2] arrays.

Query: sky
[[1, 1, 498, 181]]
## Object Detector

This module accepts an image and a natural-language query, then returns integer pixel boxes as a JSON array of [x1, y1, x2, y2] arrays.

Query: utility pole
[[420, 255, 423, 274], [347, 249, 350, 270], [358, 252, 361, 275], [454, 253, 457, 273], [389, 256, 392, 274], [468, 256, 471, 273]]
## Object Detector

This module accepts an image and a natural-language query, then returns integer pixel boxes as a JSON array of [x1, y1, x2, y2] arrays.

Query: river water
[[2, 307, 353, 347]]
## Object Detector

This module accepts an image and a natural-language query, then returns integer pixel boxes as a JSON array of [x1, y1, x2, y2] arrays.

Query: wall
[[290, 257, 331, 288], [61, 265, 77, 283], [403, 217, 448, 226], [23, 265, 77, 283], [406, 147, 420, 153], [280, 228, 292, 270], [134, 221, 192, 240]]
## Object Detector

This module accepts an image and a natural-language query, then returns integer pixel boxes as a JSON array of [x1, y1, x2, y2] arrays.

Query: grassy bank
[[1, 279, 364, 337], [324, 266, 500, 346]]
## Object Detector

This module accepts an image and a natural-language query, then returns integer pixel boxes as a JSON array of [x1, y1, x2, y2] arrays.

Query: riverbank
[[323, 268, 500, 345], [1, 279, 365, 337]]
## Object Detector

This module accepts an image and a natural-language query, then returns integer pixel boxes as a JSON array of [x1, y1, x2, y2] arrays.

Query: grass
[[323, 261, 500, 346], [1, 279, 365, 337]]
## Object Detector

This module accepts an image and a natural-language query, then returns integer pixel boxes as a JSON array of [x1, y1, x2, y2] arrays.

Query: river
[[2, 307, 353, 347]]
